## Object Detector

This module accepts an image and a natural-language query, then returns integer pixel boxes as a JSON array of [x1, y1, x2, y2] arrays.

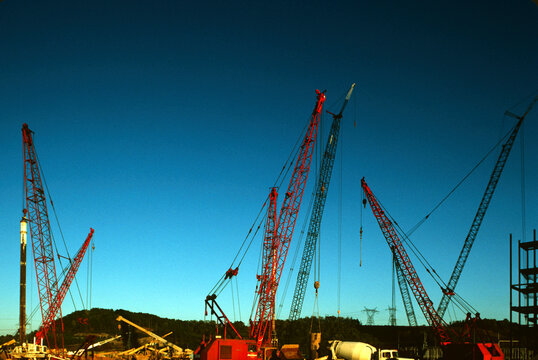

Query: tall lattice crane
[[22, 123, 62, 349], [288, 83, 355, 320], [361, 178, 504, 360], [437, 96, 537, 319], [22, 124, 94, 348], [251, 188, 279, 348], [250, 89, 325, 352], [203, 90, 325, 359], [360, 178, 451, 342], [394, 262, 417, 326]]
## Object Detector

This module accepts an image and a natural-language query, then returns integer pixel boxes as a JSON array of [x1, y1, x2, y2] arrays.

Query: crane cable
[[365, 94, 538, 321], [395, 94, 537, 318], [235, 276, 242, 322], [286, 92, 350, 319], [512, 92, 538, 246], [208, 111, 314, 302], [276, 113, 322, 318], [250, 114, 320, 320], [337, 118, 343, 318], [34, 145, 86, 311], [231, 273, 236, 321], [89, 238, 94, 310], [249, 202, 274, 321], [406, 91, 537, 237], [406, 119, 520, 237], [311, 114, 323, 328], [317, 108, 322, 287], [21, 140, 39, 327], [360, 190, 364, 267], [374, 194, 478, 316], [209, 197, 269, 296], [313, 114, 322, 322], [310, 288, 321, 334], [279, 90, 351, 320], [520, 121, 526, 243], [277, 91, 351, 318], [276, 182, 316, 318], [22, 135, 87, 326]]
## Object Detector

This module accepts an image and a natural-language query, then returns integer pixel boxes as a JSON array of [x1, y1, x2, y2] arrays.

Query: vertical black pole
[[533, 229, 538, 328], [518, 239, 521, 360], [526, 235, 530, 317], [509, 234, 513, 360]]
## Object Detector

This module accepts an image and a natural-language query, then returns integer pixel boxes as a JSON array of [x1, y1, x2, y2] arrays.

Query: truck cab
[[378, 349, 398, 359], [377, 349, 415, 360]]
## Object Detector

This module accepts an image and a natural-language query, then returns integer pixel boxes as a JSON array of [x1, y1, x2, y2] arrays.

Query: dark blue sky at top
[[0, 1, 537, 334]]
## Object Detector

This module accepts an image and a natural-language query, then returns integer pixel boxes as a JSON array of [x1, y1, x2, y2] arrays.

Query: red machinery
[[34, 229, 94, 342], [22, 124, 94, 349], [250, 187, 279, 351], [201, 90, 326, 360], [361, 177, 503, 360]]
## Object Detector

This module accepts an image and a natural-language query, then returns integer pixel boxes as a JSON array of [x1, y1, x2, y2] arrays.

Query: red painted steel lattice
[[22, 124, 63, 349], [361, 178, 452, 343], [250, 90, 325, 351]]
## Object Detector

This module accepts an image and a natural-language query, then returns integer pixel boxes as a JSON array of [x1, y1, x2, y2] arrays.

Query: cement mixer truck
[[326, 340, 415, 360]]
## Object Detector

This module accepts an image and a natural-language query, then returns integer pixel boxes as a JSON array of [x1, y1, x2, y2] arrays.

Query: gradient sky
[[1, 1, 537, 336]]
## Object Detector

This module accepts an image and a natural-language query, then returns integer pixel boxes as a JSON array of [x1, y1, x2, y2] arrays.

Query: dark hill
[[1, 309, 535, 358]]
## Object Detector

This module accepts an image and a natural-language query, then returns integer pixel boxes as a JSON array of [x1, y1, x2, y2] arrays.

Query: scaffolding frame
[[509, 229, 537, 359]]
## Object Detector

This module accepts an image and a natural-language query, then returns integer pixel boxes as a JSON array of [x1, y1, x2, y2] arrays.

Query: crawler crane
[[289, 83, 355, 320], [201, 89, 326, 360], [437, 96, 537, 319], [391, 97, 537, 325], [22, 123, 94, 350], [361, 178, 503, 360]]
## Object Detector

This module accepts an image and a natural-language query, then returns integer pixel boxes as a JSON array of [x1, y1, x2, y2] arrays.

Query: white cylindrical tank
[[335, 341, 376, 360], [20, 215, 27, 243]]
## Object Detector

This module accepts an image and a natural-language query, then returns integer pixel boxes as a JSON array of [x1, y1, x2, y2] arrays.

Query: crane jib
[[250, 90, 325, 351], [289, 83, 355, 320], [438, 96, 537, 319], [22, 123, 94, 351], [361, 178, 453, 343]]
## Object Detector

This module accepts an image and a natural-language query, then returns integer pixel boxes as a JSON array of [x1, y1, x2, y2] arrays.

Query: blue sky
[[0, 1, 537, 336]]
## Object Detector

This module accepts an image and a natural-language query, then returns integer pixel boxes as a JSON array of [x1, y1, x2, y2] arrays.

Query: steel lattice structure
[[437, 96, 537, 319], [289, 84, 355, 320], [362, 307, 379, 326], [249, 90, 325, 352], [23, 123, 94, 349], [36, 229, 94, 341], [250, 188, 278, 347], [387, 306, 397, 326], [395, 261, 418, 326], [361, 178, 452, 342], [22, 123, 62, 349]]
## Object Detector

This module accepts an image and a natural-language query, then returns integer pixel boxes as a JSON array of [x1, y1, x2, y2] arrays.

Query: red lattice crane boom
[[361, 178, 452, 342], [361, 178, 504, 360], [22, 123, 63, 349], [289, 83, 355, 320], [22, 123, 94, 349], [250, 188, 278, 348], [201, 90, 325, 360], [250, 89, 325, 351], [35, 228, 94, 342]]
